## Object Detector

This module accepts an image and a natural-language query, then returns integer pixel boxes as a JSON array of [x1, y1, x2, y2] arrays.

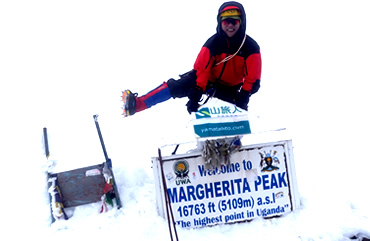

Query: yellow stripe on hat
[[220, 9, 241, 18], [221, 16, 241, 21]]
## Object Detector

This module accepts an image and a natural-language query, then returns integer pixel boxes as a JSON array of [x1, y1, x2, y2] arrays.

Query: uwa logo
[[173, 160, 191, 185]]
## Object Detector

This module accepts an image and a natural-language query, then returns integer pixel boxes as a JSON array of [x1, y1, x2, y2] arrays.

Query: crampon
[[121, 90, 137, 117]]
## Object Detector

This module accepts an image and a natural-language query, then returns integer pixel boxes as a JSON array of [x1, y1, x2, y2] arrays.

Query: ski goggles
[[221, 18, 241, 26]]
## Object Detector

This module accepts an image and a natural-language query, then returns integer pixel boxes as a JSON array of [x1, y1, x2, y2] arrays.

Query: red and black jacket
[[193, 1, 262, 93]]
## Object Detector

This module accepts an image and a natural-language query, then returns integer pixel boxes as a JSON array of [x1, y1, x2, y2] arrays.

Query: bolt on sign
[[152, 139, 300, 228]]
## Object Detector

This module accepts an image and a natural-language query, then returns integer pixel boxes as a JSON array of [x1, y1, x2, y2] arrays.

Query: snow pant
[[135, 70, 247, 113], [135, 70, 197, 113]]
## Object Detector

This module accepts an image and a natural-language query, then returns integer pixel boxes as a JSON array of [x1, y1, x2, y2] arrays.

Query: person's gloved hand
[[235, 89, 250, 111], [186, 86, 203, 114]]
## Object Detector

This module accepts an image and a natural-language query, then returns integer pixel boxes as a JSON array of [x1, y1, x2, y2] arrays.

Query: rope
[[216, 34, 247, 66]]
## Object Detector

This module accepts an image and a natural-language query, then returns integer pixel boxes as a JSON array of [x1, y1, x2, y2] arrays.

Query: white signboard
[[191, 99, 251, 139], [153, 139, 299, 228]]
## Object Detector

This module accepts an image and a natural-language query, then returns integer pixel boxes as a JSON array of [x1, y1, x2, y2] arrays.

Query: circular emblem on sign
[[173, 160, 189, 179]]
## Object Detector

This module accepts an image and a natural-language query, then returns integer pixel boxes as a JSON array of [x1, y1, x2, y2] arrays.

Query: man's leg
[[167, 70, 197, 98], [135, 82, 172, 112], [126, 70, 197, 116]]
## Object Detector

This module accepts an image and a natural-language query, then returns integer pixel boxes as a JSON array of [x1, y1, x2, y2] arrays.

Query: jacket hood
[[217, 1, 246, 44]]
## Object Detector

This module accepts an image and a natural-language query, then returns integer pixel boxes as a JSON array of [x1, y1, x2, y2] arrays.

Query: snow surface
[[1, 0, 370, 240]]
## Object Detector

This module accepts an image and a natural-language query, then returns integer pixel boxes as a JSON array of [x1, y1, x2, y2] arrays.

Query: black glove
[[186, 86, 203, 114], [235, 89, 250, 111]]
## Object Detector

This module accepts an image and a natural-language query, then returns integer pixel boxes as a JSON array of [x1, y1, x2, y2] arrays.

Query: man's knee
[[167, 70, 197, 98]]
